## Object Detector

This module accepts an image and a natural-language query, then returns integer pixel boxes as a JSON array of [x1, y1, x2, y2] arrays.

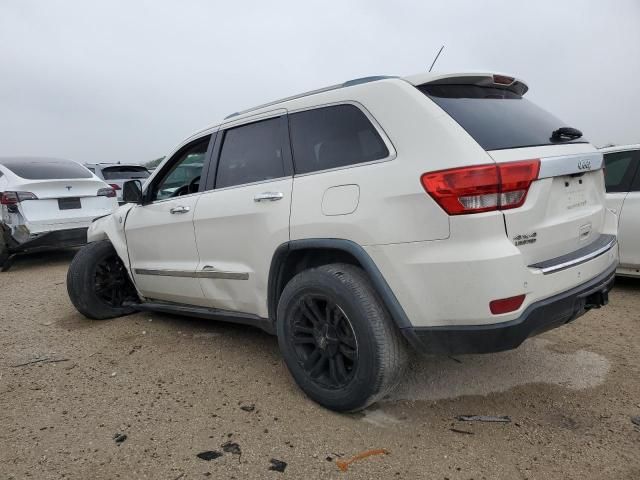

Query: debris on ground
[[456, 415, 511, 423], [11, 356, 70, 367], [632, 416, 640, 429], [450, 428, 474, 435], [335, 449, 389, 472], [240, 404, 255, 412], [268, 458, 287, 472], [113, 433, 127, 444], [221, 441, 242, 462], [196, 451, 223, 461]]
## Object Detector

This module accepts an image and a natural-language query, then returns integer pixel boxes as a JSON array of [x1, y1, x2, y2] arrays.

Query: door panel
[[123, 133, 214, 306], [194, 178, 292, 317], [125, 195, 208, 306]]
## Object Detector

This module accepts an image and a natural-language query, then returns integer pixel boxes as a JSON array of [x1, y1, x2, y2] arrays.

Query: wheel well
[[268, 239, 413, 331], [269, 247, 362, 321]]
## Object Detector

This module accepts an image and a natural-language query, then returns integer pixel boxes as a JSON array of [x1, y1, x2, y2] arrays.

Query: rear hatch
[[16, 178, 116, 232], [419, 76, 607, 266]]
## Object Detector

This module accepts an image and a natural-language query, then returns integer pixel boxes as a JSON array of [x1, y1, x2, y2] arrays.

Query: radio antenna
[[428, 45, 445, 72]]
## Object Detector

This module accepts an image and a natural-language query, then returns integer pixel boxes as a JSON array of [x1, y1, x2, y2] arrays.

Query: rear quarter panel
[[289, 80, 495, 245]]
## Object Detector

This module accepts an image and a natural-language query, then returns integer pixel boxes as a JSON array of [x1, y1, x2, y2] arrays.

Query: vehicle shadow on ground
[[127, 309, 280, 353], [115, 309, 610, 408], [613, 275, 640, 291], [3, 248, 79, 273], [385, 337, 609, 403]]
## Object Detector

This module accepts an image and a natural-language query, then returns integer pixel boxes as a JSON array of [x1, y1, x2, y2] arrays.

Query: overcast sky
[[1, 0, 638, 164]]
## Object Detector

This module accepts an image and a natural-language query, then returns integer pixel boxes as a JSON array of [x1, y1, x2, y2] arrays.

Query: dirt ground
[[1, 250, 639, 480]]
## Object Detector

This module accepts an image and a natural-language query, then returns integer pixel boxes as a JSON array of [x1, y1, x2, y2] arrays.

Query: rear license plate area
[[563, 176, 587, 211], [58, 197, 81, 210]]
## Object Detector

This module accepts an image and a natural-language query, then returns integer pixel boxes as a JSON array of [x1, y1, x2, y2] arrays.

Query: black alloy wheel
[[290, 295, 358, 389], [94, 253, 137, 308]]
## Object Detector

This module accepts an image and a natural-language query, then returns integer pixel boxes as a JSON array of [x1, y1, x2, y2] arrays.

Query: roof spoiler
[[416, 73, 528, 96]]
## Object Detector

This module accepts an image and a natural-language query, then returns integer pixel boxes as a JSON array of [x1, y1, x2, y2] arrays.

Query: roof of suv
[[223, 71, 528, 122], [172, 71, 529, 160]]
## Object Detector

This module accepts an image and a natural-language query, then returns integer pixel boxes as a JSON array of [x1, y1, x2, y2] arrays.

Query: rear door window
[[604, 151, 639, 193], [288, 104, 389, 174], [101, 166, 150, 180], [419, 84, 587, 151], [0, 159, 93, 179], [215, 117, 286, 189]]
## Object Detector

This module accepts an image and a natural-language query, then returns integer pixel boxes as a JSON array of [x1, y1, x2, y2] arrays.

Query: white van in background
[[0, 157, 118, 270]]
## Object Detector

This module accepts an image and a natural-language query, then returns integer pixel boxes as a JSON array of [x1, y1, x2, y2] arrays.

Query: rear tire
[[277, 263, 408, 412], [67, 240, 138, 319]]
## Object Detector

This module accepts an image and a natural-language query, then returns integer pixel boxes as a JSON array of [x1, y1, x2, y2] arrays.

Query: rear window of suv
[[419, 84, 587, 151], [0, 159, 93, 179], [101, 166, 150, 180]]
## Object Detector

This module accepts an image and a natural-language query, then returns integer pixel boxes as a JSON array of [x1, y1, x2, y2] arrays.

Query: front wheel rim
[[93, 254, 135, 307], [289, 295, 358, 389]]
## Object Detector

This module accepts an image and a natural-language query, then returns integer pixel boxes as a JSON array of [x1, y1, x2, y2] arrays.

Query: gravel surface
[[1, 250, 639, 479]]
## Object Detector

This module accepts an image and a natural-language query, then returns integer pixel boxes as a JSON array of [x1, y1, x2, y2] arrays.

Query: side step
[[125, 301, 276, 335]]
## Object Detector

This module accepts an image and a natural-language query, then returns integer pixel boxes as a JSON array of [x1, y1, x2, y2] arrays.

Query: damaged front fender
[[87, 204, 134, 268]]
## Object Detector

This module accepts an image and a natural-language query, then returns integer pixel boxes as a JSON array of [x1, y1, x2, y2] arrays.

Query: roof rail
[[224, 75, 396, 120]]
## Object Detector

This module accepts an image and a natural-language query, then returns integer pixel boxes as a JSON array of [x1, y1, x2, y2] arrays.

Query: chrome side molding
[[135, 267, 249, 280]]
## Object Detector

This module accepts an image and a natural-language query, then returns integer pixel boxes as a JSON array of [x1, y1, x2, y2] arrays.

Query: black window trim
[[286, 100, 397, 177], [143, 132, 217, 205], [205, 112, 293, 192]]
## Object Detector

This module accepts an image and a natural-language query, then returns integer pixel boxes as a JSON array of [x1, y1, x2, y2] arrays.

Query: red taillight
[[0, 191, 38, 205], [97, 187, 117, 198], [421, 159, 540, 215], [108, 183, 122, 190], [493, 74, 514, 85], [490, 294, 526, 315]]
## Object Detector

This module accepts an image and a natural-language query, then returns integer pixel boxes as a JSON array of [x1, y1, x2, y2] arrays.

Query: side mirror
[[122, 180, 143, 204]]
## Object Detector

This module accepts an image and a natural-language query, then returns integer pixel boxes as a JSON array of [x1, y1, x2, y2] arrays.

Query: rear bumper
[[2, 225, 87, 254], [402, 263, 616, 354]]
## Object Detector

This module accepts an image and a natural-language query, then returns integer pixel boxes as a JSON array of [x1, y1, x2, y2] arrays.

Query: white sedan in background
[[603, 144, 640, 277], [0, 157, 118, 271]]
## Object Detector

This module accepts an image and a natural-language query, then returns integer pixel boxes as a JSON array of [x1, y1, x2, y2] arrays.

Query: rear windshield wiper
[[551, 126, 583, 141]]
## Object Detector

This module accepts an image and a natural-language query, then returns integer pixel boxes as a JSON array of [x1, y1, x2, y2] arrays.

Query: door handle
[[254, 192, 284, 202], [170, 206, 190, 214]]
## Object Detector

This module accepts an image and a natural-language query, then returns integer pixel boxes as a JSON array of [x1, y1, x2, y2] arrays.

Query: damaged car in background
[[0, 157, 118, 271]]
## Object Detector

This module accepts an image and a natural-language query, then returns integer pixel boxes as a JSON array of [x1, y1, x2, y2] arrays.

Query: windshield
[[101, 166, 150, 180], [419, 84, 587, 151]]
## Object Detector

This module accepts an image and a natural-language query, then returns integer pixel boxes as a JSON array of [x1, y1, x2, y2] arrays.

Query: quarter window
[[288, 104, 389, 174], [216, 117, 285, 189]]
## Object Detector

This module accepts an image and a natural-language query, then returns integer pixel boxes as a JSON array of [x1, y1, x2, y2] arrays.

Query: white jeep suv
[[67, 72, 618, 412]]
